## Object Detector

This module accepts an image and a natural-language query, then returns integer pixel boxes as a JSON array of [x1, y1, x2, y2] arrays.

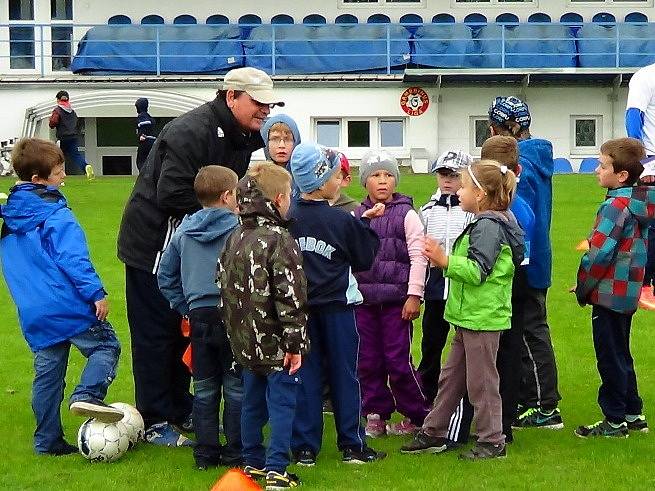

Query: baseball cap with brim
[[430, 150, 473, 174], [222, 67, 285, 107]]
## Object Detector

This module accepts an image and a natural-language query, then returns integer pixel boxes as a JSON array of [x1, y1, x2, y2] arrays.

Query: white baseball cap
[[222, 67, 284, 107]]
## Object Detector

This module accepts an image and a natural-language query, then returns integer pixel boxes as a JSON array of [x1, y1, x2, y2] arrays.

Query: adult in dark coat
[[117, 67, 284, 446], [135, 97, 157, 171]]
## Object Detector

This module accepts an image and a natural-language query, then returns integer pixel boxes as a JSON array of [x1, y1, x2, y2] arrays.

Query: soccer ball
[[77, 419, 130, 462], [109, 402, 144, 448]]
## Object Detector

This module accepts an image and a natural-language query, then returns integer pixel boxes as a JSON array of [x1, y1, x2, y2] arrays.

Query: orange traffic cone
[[211, 469, 262, 491], [575, 240, 590, 252], [639, 285, 655, 311], [180, 317, 193, 373]]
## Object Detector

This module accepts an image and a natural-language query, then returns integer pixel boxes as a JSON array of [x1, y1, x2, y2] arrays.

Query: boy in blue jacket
[[488, 96, 562, 429], [0, 138, 122, 455], [288, 142, 386, 466], [261, 114, 302, 198], [157, 165, 241, 466]]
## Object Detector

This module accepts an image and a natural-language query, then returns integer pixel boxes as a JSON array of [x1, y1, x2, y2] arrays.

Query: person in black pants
[[117, 67, 282, 447], [135, 97, 157, 171]]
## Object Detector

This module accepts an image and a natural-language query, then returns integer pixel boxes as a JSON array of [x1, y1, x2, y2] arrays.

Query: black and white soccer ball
[[109, 402, 145, 448], [77, 418, 130, 462]]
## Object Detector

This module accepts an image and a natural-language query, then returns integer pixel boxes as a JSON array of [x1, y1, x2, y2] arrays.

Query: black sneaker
[[69, 398, 124, 423], [243, 465, 267, 480], [292, 448, 316, 467], [180, 414, 194, 433], [342, 445, 386, 464], [512, 407, 563, 430], [41, 440, 78, 456], [626, 415, 649, 433], [400, 430, 449, 454], [265, 471, 301, 490], [574, 420, 629, 438], [459, 442, 506, 460]]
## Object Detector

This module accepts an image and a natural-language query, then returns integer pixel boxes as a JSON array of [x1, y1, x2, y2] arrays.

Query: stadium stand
[[553, 158, 573, 174], [579, 158, 599, 173]]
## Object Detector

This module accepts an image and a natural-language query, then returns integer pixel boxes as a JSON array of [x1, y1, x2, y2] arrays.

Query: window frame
[[50, 0, 73, 21], [452, 0, 537, 6], [379, 118, 406, 148], [313, 117, 407, 154], [469, 116, 491, 156], [567, 0, 651, 6], [339, 0, 426, 9], [570, 115, 602, 156], [315, 119, 343, 148]]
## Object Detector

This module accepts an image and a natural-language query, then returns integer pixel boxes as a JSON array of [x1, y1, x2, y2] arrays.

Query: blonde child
[[401, 160, 524, 460]]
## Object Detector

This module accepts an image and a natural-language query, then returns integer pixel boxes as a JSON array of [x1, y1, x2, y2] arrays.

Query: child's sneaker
[[512, 407, 563, 429], [342, 445, 386, 464], [387, 418, 418, 436], [459, 442, 506, 460], [145, 422, 195, 447], [574, 420, 629, 438], [292, 448, 316, 467], [243, 465, 267, 481], [400, 430, 449, 454], [626, 415, 649, 433], [41, 440, 78, 456], [69, 398, 124, 423], [365, 413, 386, 438], [265, 471, 300, 490]]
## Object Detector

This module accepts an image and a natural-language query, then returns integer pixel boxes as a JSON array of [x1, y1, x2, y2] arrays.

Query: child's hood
[[135, 97, 149, 114], [476, 210, 525, 267], [518, 138, 554, 180], [0, 183, 67, 234], [260, 114, 301, 160], [236, 176, 287, 227], [177, 207, 238, 243], [607, 185, 655, 227]]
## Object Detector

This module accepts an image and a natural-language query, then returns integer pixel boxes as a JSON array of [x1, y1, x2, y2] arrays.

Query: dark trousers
[[519, 287, 561, 410], [418, 299, 450, 405], [292, 307, 367, 455], [447, 268, 528, 443], [136, 139, 154, 171], [189, 307, 243, 466], [592, 305, 643, 423], [59, 136, 87, 173], [125, 265, 192, 428], [241, 369, 299, 474]]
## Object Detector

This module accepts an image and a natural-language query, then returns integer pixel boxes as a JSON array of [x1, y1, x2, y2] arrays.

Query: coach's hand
[[402, 295, 421, 321], [95, 298, 109, 321], [284, 353, 301, 375]]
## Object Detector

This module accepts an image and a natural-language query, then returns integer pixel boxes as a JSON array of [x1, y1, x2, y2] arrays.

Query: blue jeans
[[59, 136, 87, 173], [241, 368, 300, 473], [32, 321, 120, 453], [190, 307, 243, 466]]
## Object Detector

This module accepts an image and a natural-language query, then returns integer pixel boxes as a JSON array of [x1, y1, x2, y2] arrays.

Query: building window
[[9, 26, 35, 69], [571, 116, 602, 154], [51, 0, 72, 20], [380, 119, 404, 147], [470, 117, 490, 153], [454, 0, 535, 4], [348, 121, 371, 147], [51, 25, 72, 71], [316, 120, 341, 147], [9, 0, 34, 20]]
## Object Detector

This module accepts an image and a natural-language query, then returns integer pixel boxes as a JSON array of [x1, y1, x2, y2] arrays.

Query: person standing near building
[[135, 98, 157, 172], [117, 67, 283, 447], [48, 90, 95, 180]]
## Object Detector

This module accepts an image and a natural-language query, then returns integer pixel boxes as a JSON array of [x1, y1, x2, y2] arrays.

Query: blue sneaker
[[145, 422, 195, 447], [512, 407, 564, 430]]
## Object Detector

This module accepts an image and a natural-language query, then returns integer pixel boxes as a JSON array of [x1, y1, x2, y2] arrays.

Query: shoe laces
[[587, 420, 604, 429], [518, 407, 539, 419]]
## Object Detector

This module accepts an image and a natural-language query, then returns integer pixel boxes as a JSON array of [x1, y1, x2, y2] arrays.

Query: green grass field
[[0, 174, 653, 491]]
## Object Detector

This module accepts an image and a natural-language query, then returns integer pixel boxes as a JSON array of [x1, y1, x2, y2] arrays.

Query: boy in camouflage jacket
[[220, 162, 308, 488]]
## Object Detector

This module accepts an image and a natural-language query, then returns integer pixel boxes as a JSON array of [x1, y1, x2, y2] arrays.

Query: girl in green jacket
[[401, 160, 524, 460]]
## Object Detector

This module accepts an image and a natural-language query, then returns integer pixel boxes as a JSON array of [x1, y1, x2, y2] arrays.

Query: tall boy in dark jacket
[[288, 142, 386, 466], [220, 163, 308, 490], [135, 97, 156, 171]]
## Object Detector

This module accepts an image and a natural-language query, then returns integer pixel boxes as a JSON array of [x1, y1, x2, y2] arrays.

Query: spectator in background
[[135, 98, 157, 172]]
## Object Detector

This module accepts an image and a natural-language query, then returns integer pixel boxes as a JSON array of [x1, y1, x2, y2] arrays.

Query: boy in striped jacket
[[575, 138, 655, 438], [418, 151, 474, 405]]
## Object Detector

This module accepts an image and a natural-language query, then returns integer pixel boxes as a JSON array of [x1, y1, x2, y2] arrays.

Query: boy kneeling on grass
[[0, 138, 122, 455], [574, 137, 653, 438]]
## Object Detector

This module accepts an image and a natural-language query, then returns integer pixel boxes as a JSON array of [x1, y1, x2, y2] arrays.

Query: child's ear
[[616, 169, 630, 184], [30, 174, 41, 184]]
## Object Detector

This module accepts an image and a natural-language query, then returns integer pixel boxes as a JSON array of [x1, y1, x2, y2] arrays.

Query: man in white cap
[[117, 67, 284, 447]]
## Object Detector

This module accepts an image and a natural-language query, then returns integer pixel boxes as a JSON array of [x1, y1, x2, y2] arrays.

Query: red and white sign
[[400, 87, 430, 116]]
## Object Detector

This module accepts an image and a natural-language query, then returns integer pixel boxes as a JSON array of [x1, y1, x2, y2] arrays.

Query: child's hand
[[94, 297, 109, 321], [362, 202, 385, 219], [283, 352, 302, 375], [423, 236, 448, 269], [402, 295, 421, 321]]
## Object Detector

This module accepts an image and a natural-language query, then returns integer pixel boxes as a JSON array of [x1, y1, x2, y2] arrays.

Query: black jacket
[[135, 97, 156, 140], [117, 97, 264, 273]]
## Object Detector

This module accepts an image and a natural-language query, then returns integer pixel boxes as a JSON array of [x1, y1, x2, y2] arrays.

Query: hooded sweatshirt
[[260, 114, 302, 197], [135, 97, 156, 140], [157, 207, 238, 315], [0, 184, 105, 351], [220, 176, 308, 375], [576, 185, 655, 314], [517, 138, 554, 289], [444, 210, 525, 331]]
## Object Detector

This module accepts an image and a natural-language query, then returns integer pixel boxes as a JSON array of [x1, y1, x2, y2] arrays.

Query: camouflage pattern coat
[[219, 176, 309, 375]]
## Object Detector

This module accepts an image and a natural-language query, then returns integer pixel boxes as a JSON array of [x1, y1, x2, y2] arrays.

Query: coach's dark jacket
[[117, 97, 264, 273]]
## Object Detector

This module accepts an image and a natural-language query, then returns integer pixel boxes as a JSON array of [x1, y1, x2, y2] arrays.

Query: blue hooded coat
[[260, 114, 302, 197], [0, 184, 105, 351]]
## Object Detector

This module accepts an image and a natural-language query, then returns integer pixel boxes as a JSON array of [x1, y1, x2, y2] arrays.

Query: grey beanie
[[359, 150, 399, 187]]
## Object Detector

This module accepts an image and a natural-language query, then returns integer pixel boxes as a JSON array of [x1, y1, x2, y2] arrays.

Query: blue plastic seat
[[577, 24, 616, 68], [412, 23, 472, 68], [553, 158, 573, 174], [504, 24, 576, 68], [579, 158, 599, 173]]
